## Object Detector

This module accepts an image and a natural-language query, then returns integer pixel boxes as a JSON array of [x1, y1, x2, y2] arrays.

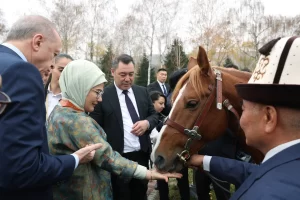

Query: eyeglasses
[[92, 89, 104, 99], [0, 75, 12, 115]]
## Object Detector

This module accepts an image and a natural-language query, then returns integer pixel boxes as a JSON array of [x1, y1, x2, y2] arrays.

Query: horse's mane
[[171, 66, 251, 103], [215, 67, 252, 80]]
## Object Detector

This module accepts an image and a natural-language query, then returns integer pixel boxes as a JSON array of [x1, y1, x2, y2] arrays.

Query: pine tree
[[135, 53, 155, 86], [99, 44, 114, 85], [164, 39, 188, 78]]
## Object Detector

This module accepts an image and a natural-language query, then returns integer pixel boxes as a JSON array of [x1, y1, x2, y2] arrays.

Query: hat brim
[[235, 84, 300, 108], [0, 91, 11, 103]]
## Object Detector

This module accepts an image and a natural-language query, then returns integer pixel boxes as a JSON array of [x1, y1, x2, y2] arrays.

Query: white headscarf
[[59, 59, 107, 110]]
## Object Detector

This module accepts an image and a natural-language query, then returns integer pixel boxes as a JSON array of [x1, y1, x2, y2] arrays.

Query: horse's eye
[[186, 100, 198, 109]]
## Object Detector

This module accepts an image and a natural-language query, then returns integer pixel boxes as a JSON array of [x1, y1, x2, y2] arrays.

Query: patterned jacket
[[47, 105, 138, 200]]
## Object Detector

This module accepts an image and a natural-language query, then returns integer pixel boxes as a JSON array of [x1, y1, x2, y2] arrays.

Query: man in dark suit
[[0, 15, 101, 200], [188, 36, 300, 199], [147, 68, 171, 115], [147, 68, 171, 96], [90, 54, 158, 200]]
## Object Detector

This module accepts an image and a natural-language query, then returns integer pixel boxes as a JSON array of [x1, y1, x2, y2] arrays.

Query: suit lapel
[[107, 85, 123, 130], [231, 143, 300, 199], [155, 81, 163, 93], [166, 83, 171, 93], [132, 85, 143, 119]]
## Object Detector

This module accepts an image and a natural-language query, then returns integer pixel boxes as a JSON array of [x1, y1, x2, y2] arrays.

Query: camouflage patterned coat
[[47, 105, 138, 200]]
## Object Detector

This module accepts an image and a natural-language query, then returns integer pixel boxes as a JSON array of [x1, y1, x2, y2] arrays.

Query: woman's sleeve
[[68, 115, 138, 181]]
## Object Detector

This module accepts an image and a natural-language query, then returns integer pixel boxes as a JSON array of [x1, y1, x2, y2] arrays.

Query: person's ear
[[264, 106, 277, 133], [111, 68, 115, 76], [31, 34, 44, 52]]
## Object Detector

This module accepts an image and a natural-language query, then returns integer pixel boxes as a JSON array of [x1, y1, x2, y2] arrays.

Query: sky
[[1, 0, 299, 54], [1, 0, 299, 27]]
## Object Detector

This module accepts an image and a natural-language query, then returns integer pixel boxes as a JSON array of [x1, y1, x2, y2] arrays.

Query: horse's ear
[[187, 57, 197, 71], [197, 46, 211, 76]]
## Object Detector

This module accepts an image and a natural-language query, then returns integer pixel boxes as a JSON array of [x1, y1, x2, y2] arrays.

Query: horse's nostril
[[154, 155, 165, 170]]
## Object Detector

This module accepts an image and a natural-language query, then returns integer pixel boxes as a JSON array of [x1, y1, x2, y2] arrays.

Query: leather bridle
[[164, 69, 240, 165]]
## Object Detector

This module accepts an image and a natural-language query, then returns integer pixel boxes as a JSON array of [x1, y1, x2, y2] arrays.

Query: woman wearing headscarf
[[46, 60, 181, 200]]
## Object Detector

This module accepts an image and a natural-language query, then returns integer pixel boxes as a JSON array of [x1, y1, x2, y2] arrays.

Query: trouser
[[111, 150, 149, 200], [195, 170, 230, 200], [158, 167, 190, 200]]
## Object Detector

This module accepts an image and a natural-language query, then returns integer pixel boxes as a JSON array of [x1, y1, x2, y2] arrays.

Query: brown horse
[[151, 46, 263, 172]]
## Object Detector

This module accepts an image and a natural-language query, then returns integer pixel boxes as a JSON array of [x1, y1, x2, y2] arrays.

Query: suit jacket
[[147, 81, 170, 96], [90, 84, 159, 154], [209, 143, 300, 199], [199, 129, 237, 159], [0, 45, 75, 200]]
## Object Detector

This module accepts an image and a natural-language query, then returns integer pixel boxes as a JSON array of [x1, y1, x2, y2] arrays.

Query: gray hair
[[5, 15, 57, 42]]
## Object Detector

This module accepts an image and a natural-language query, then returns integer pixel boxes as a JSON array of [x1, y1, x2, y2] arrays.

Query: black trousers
[[157, 167, 190, 200], [195, 170, 230, 200], [111, 151, 149, 200]]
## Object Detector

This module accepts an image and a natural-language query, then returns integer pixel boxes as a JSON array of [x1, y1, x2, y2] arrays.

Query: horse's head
[[151, 46, 252, 172]]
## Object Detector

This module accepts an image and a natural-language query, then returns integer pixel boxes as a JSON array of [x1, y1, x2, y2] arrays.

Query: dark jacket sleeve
[[144, 87, 159, 132], [146, 82, 155, 93], [89, 102, 104, 126], [209, 156, 258, 186], [0, 62, 75, 189]]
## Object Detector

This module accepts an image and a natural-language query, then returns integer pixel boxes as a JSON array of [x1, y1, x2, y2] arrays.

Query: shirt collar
[[114, 82, 133, 96], [2, 43, 27, 61], [262, 139, 300, 163], [157, 80, 165, 85]]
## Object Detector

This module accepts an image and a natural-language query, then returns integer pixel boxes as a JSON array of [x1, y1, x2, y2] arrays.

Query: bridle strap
[[223, 98, 240, 120], [165, 118, 185, 134], [215, 69, 223, 110]]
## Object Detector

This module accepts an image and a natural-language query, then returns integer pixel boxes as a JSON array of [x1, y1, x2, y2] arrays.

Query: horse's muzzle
[[154, 155, 165, 170], [154, 155, 183, 172]]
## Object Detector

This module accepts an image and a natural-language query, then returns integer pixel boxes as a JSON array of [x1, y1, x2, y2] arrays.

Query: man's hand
[[131, 120, 149, 136], [187, 155, 204, 169], [145, 169, 182, 182], [74, 143, 102, 164]]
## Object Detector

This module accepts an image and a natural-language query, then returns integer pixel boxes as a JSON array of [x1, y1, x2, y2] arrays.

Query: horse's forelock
[[172, 67, 207, 103]]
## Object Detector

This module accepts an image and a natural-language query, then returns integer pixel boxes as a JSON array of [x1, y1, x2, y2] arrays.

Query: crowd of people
[[1, 14, 300, 200]]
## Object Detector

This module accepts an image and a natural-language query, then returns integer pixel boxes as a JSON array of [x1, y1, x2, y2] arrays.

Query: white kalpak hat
[[236, 36, 300, 108]]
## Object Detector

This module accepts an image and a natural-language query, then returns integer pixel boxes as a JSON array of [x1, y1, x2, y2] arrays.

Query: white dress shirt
[[157, 80, 167, 95], [150, 128, 159, 144], [46, 87, 62, 118], [114, 83, 141, 153], [203, 139, 300, 171], [2, 43, 79, 169]]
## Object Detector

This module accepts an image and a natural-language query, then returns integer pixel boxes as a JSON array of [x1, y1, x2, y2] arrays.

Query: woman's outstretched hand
[[146, 169, 182, 182]]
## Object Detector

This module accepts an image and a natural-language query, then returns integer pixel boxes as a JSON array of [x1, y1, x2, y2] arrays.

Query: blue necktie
[[162, 84, 167, 96], [123, 90, 139, 123]]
